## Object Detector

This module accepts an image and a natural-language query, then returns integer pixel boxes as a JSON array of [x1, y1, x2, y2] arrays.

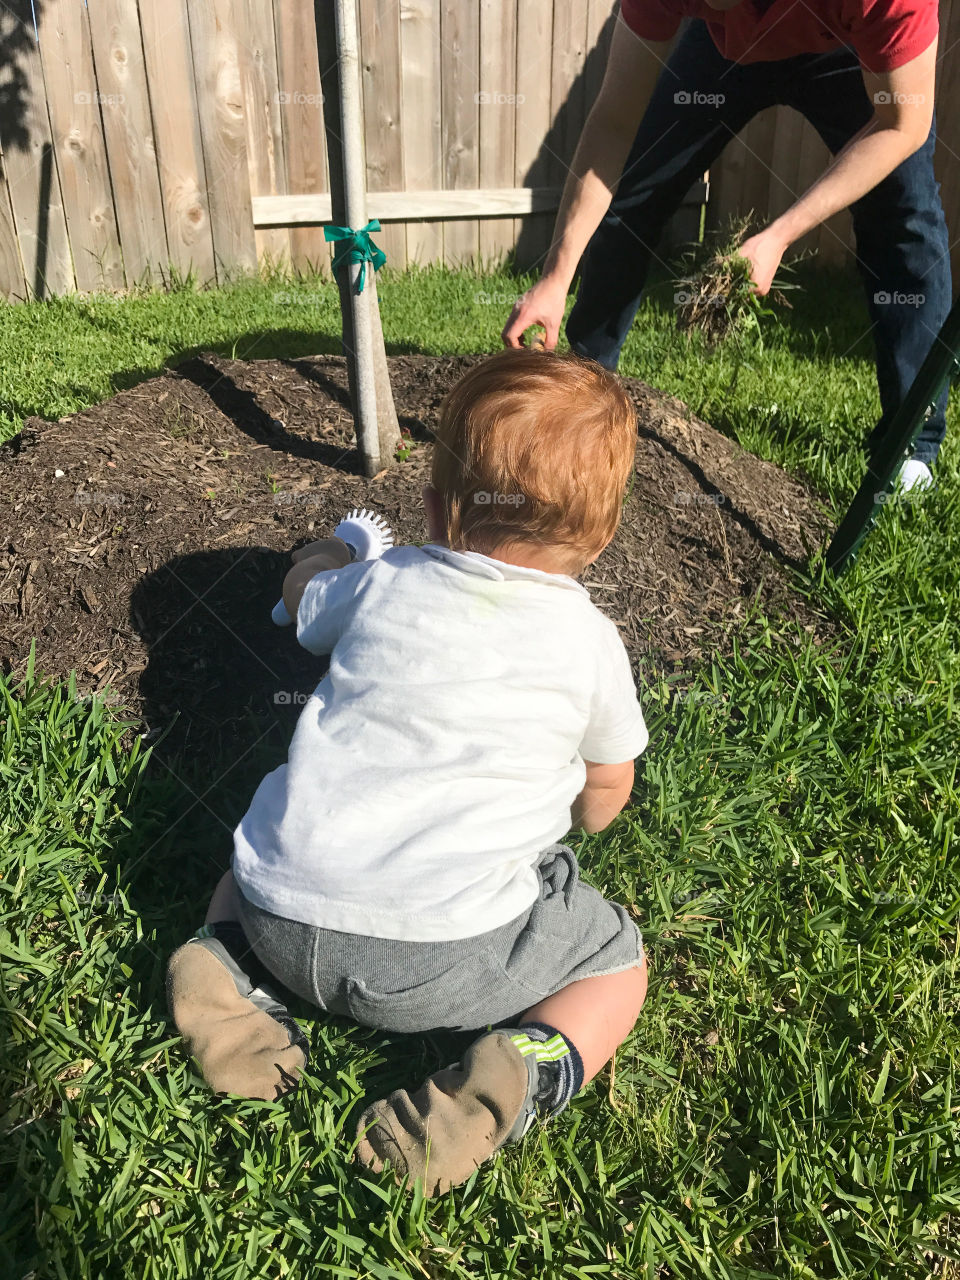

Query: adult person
[[502, 0, 950, 490]]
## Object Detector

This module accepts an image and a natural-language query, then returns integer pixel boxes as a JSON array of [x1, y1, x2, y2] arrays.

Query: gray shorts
[[235, 845, 643, 1034]]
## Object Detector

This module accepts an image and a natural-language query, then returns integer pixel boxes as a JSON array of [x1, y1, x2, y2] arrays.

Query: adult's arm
[[740, 41, 938, 294], [502, 17, 674, 349]]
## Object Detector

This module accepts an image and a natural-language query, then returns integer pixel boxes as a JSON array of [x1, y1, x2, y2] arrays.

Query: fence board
[[548, 0, 589, 186], [188, 0, 258, 280], [138, 0, 217, 284], [39, 0, 124, 290], [738, 108, 779, 231], [706, 122, 749, 235], [478, 0, 518, 267], [253, 186, 564, 224], [440, 0, 480, 264], [765, 105, 806, 226], [792, 121, 832, 261], [274, 0, 330, 273], [0, 2, 74, 298], [0, 3, 957, 295], [87, 0, 168, 284], [399, 0, 443, 265], [0, 154, 26, 299], [359, 0, 407, 270], [513, 0, 555, 270], [234, 0, 290, 267]]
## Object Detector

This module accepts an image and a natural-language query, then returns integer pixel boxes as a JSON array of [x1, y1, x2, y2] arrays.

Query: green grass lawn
[[2, 264, 959, 1279]]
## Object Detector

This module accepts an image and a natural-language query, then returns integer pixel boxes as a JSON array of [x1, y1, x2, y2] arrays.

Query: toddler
[[168, 348, 650, 1194]]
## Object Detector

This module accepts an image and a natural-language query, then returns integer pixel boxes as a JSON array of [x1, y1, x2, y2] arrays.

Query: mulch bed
[[0, 353, 834, 760]]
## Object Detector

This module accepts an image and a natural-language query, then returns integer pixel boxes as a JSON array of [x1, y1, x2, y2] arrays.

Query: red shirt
[[619, 0, 938, 72]]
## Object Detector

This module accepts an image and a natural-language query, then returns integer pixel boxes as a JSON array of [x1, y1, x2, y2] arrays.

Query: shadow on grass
[[104, 327, 434, 404], [118, 543, 475, 1125]]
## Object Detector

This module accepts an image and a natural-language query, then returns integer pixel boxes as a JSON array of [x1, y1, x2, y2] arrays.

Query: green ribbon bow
[[324, 220, 386, 294]]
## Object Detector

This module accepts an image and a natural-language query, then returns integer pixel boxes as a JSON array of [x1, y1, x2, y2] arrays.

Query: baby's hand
[[271, 509, 392, 628], [291, 536, 352, 566], [281, 539, 353, 623]]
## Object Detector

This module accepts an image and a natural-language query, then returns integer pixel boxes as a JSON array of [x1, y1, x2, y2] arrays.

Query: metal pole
[[825, 294, 960, 574], [333, 0, 382, 477]]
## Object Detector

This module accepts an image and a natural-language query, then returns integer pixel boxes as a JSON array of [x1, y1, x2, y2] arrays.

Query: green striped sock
[[509, 1021, 584, 1116]]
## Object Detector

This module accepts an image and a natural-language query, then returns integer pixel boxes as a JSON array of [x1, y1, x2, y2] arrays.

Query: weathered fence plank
[[87, 0, 168, 284], [138, 0, 217, 283], [398, 0, 443, 266], [0, 2, 74, 298], [274, 0, 330, 273], [440, 0, 480, 264], [549, 0, 589, 190], [237, 0, 291, 267], [513, 0, 555, 270], [0, 153, 27, 299], [478, 0, 518, 267], [39, 0, 124, 290], [359, 0, 408, 270], [187, 0, 258, 280], [253, 187, 564, 224]]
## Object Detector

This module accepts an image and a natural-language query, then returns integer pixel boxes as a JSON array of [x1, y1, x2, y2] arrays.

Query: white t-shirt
[[232, 544, 648, 941]]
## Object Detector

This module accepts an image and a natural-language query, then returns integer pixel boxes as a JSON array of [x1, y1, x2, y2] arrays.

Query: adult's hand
[[737, 228, 788, 296], [501, 275, 568, 349]]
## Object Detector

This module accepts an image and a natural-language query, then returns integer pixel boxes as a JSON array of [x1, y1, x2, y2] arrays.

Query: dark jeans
[[567, 20, 952, 464]]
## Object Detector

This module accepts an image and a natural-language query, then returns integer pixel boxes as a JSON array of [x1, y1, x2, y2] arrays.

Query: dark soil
[[0, 353, 833, 761]]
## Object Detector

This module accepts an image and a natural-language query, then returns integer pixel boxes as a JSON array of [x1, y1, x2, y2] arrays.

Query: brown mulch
[[0, 352, 834, 759]]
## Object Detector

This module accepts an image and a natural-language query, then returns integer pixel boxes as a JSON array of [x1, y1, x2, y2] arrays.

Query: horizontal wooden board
[[253, 180, 708, 226]]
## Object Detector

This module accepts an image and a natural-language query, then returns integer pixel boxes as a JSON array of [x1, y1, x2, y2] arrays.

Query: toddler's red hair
[[431, 348, 637, 571]]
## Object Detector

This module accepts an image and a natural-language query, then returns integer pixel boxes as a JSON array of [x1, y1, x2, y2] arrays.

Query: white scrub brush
[[334, 507, 395, 560], [271, 507, 395, 626]]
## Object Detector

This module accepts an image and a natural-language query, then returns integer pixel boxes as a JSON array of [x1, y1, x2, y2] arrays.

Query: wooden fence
[[0, 0, 957, 301]]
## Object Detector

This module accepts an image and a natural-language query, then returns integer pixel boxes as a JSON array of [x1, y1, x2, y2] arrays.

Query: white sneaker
[[896, 458, 933, 492]]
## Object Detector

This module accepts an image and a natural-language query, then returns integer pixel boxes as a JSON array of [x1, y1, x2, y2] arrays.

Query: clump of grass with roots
[[674, 215, 797, 347]]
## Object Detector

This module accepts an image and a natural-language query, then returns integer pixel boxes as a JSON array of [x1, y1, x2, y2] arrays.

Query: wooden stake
[[322, 0, 399, 476]]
